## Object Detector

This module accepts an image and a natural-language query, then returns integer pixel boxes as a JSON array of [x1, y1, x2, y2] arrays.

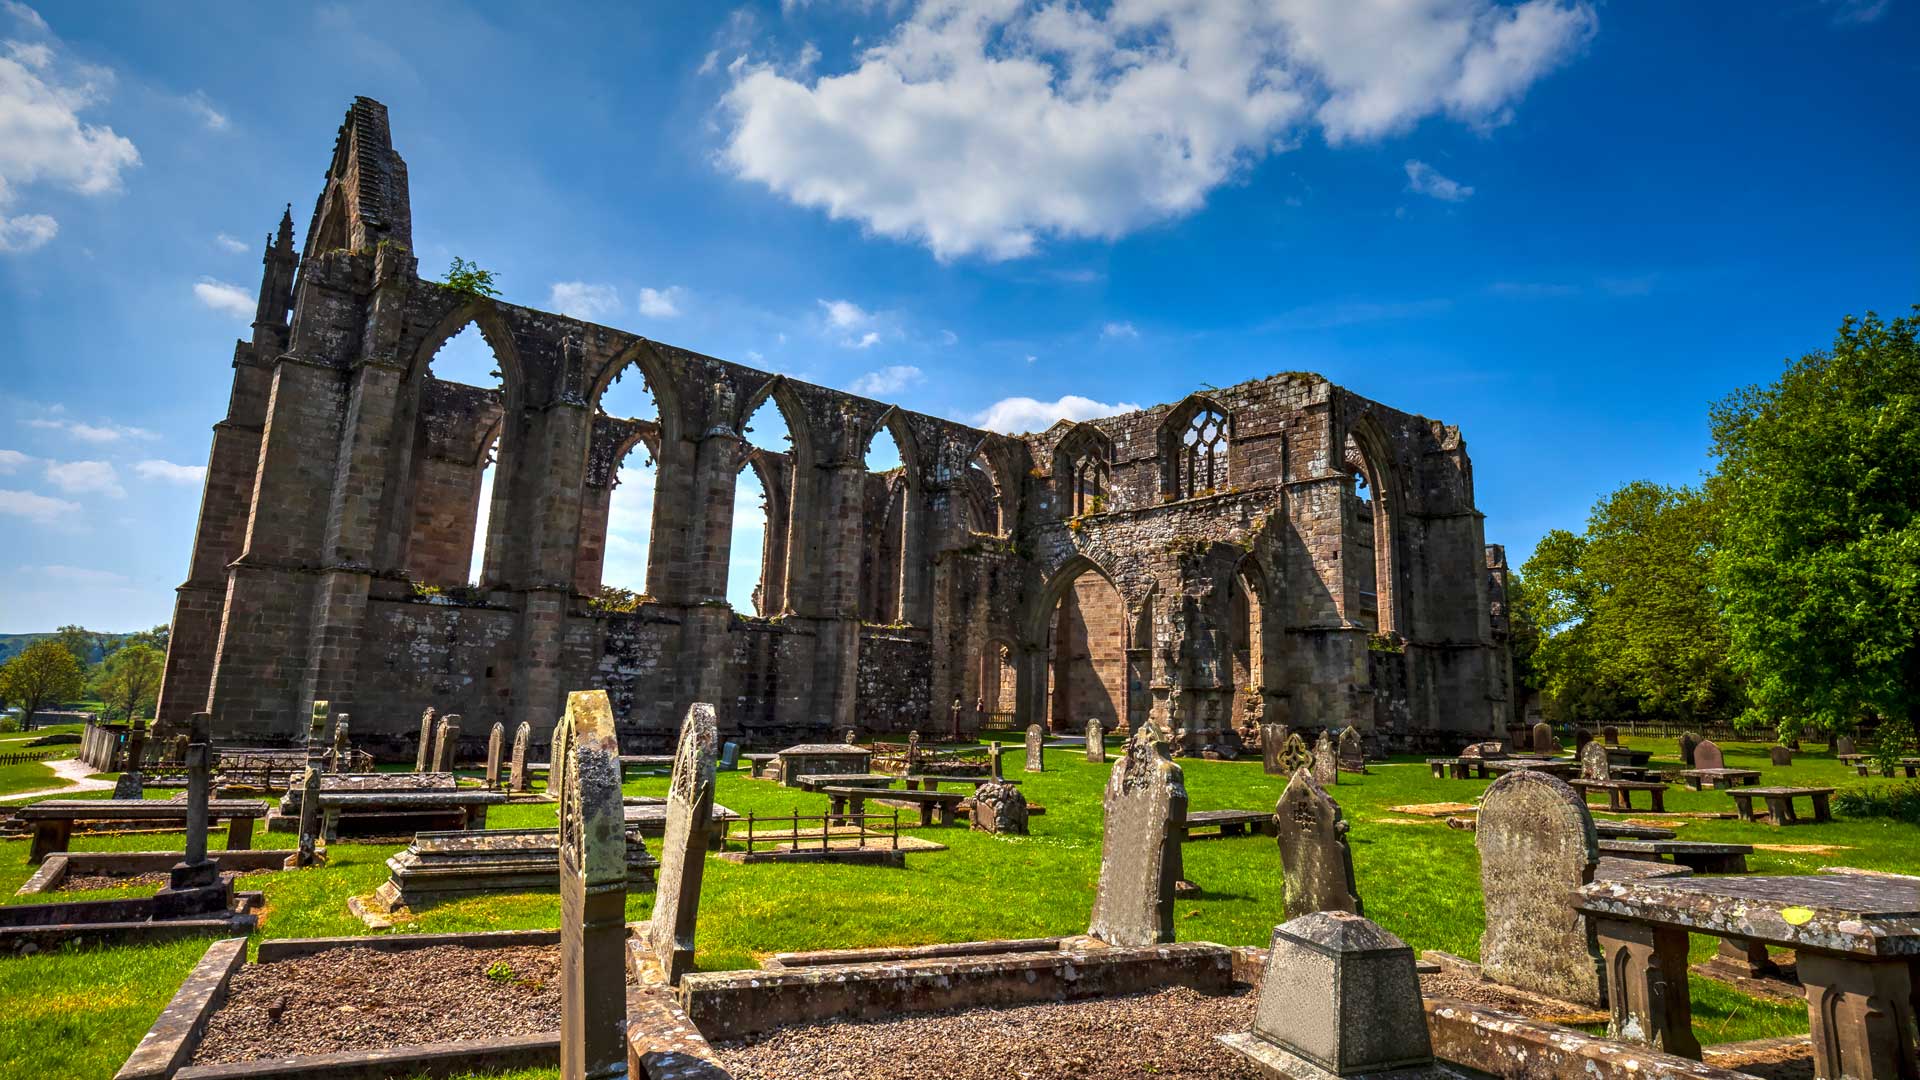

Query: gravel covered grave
[[716, 985, 1264, 1080], [191, 944, 561, 1065], [58, 870, 240, 893]]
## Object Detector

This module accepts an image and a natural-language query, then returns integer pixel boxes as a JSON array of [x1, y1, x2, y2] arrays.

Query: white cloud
[[134, 458, 205, 484], [44, 458, 123, 497], [0, 212, 55, 252], [548, 281, 623, 320], [0, 4, 141, 253], [1100, 321, 1138, 340], [0, 488, 77, 524], [214, 232, 249, 253], [850, 365, 924, 397], [0, 448, 27, 472], [183, 90, 227, 131], [849, 330, 880, 349], [721, 0, 1592, 259], [973, 394, 1141, 435], [26, 416, 155, 442], [1404, 159, 1474, 201], [638, 286, 685, 318], [37, 563, 130, 586], [193, 277, 253, 318], [819, 298, 871, 329]]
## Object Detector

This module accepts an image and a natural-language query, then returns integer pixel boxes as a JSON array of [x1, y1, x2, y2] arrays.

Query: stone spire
[[251, 204, 298, 350]]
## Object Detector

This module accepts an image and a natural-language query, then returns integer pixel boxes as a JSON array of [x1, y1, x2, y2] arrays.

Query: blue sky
[[2, 0, 1916, 632]]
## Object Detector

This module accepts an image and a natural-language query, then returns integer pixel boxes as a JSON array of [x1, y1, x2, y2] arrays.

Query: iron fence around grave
[[734, 808, 901, 856]]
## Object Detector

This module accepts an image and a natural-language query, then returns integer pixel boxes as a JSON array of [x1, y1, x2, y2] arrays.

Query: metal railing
[[735, 808, 901, 856]]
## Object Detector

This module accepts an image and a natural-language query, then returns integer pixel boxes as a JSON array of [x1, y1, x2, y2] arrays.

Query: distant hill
[[0, 632, 143, 665]]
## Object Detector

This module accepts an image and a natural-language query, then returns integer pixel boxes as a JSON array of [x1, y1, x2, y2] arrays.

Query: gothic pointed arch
[[1052, 423, 1113, 516], [1342, 411, 1405, 635], [1157, 392, 1233, 499]]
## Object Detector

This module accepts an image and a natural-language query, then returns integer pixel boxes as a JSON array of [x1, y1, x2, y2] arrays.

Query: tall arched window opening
[[1342, 429, 1397, 635], [1229, 564, 1266, 730], [593, 368, 660, 601], [730, 398, 792, 614], [1180, 406, 1228, 498], [1046, 566, 1125, 733], [859, 425, 906, 623], [406, 322, 505, 589]]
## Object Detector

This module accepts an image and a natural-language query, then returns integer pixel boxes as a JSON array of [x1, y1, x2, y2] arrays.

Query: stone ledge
[[170, 1033, 558, 1080], [680, 940, 1236, 1040], [1424, 998, 1758, 1080], [115, 937, 247, 1080], [254, 926, 560, 963]]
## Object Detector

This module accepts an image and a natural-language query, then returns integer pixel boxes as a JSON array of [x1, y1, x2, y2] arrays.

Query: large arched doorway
[[1045, 565, 1126, 733]]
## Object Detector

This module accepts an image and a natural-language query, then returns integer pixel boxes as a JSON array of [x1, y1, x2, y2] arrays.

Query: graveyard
[[3, 714, 1916, 1079]]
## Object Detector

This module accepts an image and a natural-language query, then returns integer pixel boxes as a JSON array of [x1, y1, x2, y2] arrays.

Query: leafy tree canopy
[[0, 640, 87, 729]]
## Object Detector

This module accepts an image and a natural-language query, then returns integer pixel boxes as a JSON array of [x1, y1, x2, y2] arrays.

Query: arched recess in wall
[[979, 636, 1018, 727], [962, 453, 1001, 535], [730, 395, 795, 615], [1342, 414, 1403, 636], [1158, 393, 1233, 500], [1053, 424, 1112, 516], [397, 310, 519, 590], [1041, 559, 1127, 734], [858, 411, 922, 625], [736, 377, 812, 615], [1126, 587, 1155, 736], [1229, 557, 1268, 731], [588, 351, 674, 601]]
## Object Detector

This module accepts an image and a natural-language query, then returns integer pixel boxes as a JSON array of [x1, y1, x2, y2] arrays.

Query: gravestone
[[1769, 745, 1792, 766], [430, 717, 450, 772], [510, 721, 532, 793], [1835, 735, 1856, 757], [1678, 732, 1701, 767], [1579, 739, 1611, 781], [158, 712, 220, 902], [1024, 724, 1045, 772], [1531, 721, 1555, 755], [646, 702, 718, 984], [1220, 912, 1436, 1080], [331, 715, 350, 771], [294, 764, 323, 867], [906, 730, 921, 773], [1260, 723, 1290, 775], [1336, 726, 1366, 774], [1280, 732, 1312, 774], [988, 740, 1004, 780], [553, 690, 627, 1080], [1462, 741, 1506, 759], [1312, 731, 1338, 787], [1476, 769, 1603, 1006], [1088, 724, 1187, 946], [1086, 720, 1106, 763], [437, 715, 463, 772], [1693, 738, 1725, 771], [1574, 728, 1594, 755], [971, 780, 1029, 835], [415, 707, 436, 772], [485, 722, 505, 789], [112, 718, 146, 798], [842, 727, 858, 745], [1603, 725, 1620, 746], [1276, 770, 1362, 919]]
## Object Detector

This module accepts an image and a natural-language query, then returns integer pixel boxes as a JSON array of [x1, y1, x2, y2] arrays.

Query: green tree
[[0, 640, 87, 729], [1711, 307, 1920, 738], [52, 624, 108, 667], [127, 623, 170, 654], [441, 257, 500, 299], [93, 643, 164, 722]]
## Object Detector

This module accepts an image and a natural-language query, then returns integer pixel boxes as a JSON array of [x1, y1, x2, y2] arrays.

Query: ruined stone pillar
[[506, 398, 592, 741]]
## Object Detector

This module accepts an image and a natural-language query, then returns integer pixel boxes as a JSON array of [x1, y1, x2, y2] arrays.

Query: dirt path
[[0, 757, 112, 802]]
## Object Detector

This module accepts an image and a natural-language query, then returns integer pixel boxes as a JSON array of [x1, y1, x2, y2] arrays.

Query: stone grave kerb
[[646, 702, 719, 984], [554, 689, 627, 1080], [1087, 723, 1188, 947]]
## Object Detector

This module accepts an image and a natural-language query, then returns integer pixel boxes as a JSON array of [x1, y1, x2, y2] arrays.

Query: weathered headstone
[[437, 715, 463, 772], [431, 717, 450, 772], [1531, 721, 1555, 755], [553, 690, 626, 1080], [1476, 769, 1603, 1006], [1024, 724, 1045, 772], [1579, 739, 1611, 781], [1678, 731, 1701, 767], [1462, 740, 1505, 759], [306, 701, 329, 766], [415, 707, 436, 772], [1769, 745, 1792, 766], [1835, 735, 1856, 758], [294, 764, 323, 867], [159, 712, 220, 900], [988, 740, 1004, 780], [1311, 730, 1338, 787], [1693, 738, 1725, 771], [329, 714, 350, 770], [113, 719, 146, 798], [1086, 719, 1106, 763], [1280, 732, 1312, 774], [841, 727, 858, 745], [485, 722, 505, 789], [971, 780, 1030, 835], [1602, 725, 1620, 746], [1088, 724, 1187, 946], [1219, 912, 1436, 1080], [646, 702, 718, 984], [510, 721, 532, 793], [1276, 770, 1362, 919], [1336, 725, 1366, 774], [1260, 723, 1289, 775], [905, 730, 921, 773], [112, 769, 144, 799], [1573, 728, 1594, 754]]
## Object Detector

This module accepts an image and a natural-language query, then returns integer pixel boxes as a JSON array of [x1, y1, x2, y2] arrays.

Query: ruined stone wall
[[1047, 573, 1126, 731], [156, 96, 1509, 758]]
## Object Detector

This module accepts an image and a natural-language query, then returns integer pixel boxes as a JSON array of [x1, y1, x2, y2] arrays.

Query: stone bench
[[902, 773, 1020, 792], [1598, 839, 1753, 874], [17, 799, 268, 863], [793, 773, 898, 792], [1482, 758, 1573, 778], [1729, 786, 1834, 826], [312, 790, 508, 840], [818, 785, 966, 827], [1852, 758, 1920, 778], [1179, 809, 1278, 840], [622, 802, 740, 848], [1678, 768, 1762, 790], [1570, 779, 1669, 813], [1427, 757, 1492, 780]]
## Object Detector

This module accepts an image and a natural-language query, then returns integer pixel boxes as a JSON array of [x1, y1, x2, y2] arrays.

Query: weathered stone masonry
[[155, 97, 1511, 759]]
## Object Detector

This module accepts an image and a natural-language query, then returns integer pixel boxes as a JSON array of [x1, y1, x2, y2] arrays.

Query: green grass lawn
[[1, 734, 1914, 1079]]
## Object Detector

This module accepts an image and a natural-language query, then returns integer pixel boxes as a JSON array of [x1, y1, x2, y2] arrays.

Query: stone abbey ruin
[[154, 97, 1514, 759]]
